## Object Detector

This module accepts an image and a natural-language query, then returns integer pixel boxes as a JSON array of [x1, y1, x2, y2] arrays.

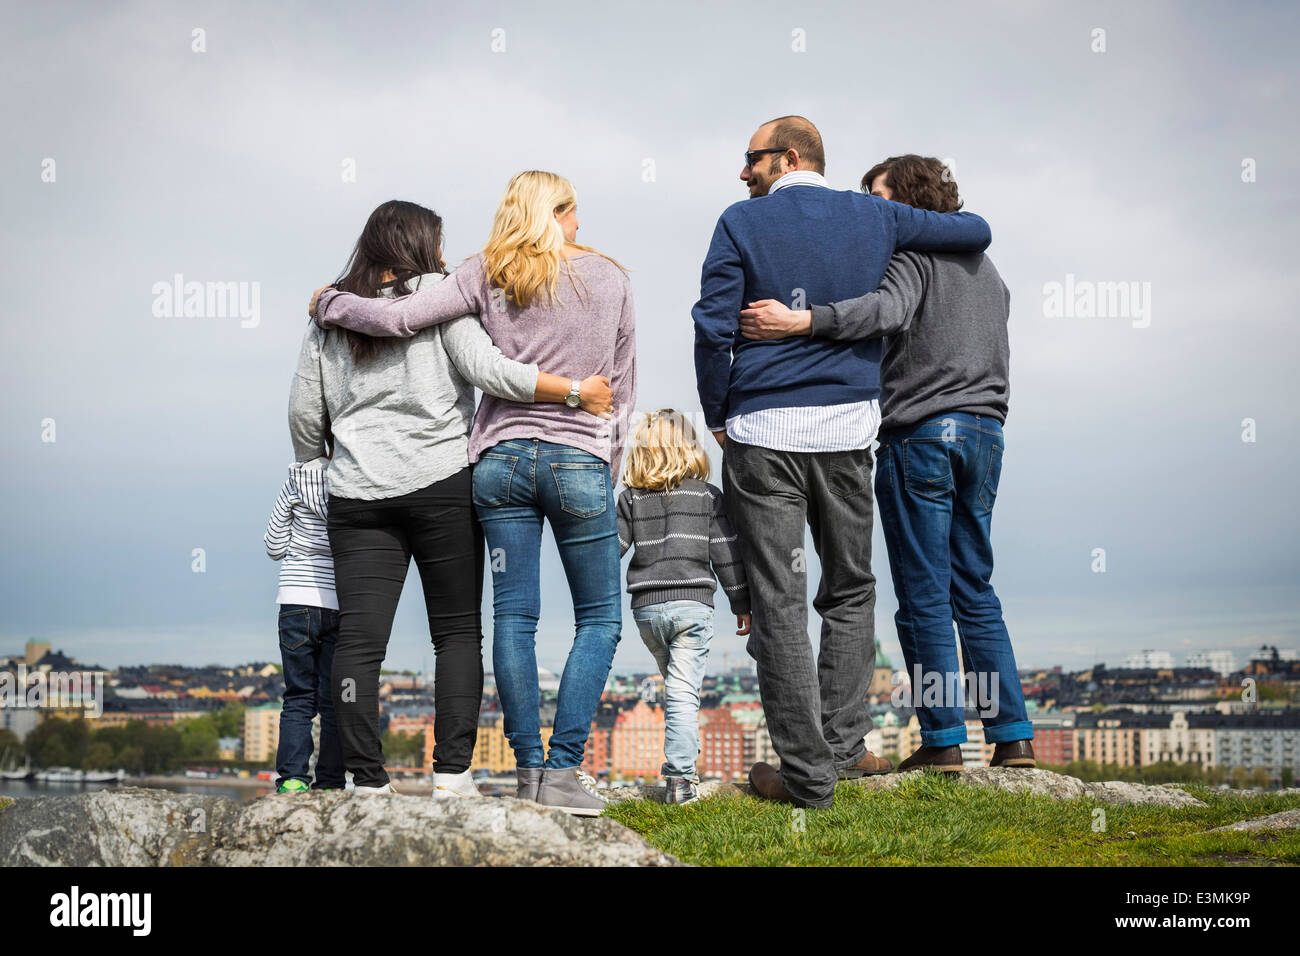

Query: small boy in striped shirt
[[617, 409, 752, 805], [263, 455, 344, 793]]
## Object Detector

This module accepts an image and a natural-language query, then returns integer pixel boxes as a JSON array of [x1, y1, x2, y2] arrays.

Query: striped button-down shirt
[[724, 170, 881, 452]]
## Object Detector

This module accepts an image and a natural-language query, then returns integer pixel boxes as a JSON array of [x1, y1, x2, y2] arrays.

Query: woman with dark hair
[[289, 199, 612, 797], [739, 155, 1035, 774]]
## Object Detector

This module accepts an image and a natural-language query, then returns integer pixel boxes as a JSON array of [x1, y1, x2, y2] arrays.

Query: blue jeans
[[874, 413, 1032, 748], [276, 604, 345, 788], [472, 439, 622, 770], [633, 600, 713, 781]]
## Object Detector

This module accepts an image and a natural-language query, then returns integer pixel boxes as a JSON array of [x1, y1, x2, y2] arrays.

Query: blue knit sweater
[[692, 185, 992, 429]]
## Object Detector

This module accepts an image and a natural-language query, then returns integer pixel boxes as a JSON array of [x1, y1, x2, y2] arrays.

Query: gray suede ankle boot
[[515, 767, 543, 800], [536, 768, 607, 816]]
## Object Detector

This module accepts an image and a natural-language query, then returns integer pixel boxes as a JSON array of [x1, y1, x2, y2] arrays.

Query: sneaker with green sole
[[277, 778, 310, 793]]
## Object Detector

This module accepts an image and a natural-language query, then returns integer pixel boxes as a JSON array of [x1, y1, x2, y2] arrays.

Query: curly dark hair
[[860, 154, 962, 213]]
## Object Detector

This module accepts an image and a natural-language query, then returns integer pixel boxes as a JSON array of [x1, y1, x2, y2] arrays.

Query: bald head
[[740, 115, 825, 197], [761, 115, 825, 173]]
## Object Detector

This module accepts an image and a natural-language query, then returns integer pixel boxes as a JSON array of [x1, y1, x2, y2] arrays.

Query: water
[[1, 778, 272, 803]]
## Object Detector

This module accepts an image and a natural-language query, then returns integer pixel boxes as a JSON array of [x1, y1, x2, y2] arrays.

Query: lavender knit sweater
[[316, 252, 638, 478]]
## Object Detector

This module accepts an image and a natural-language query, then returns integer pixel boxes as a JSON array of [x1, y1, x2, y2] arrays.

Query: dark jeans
[[875, 412, 1032, 747], [471, 439, 622, 770], [722, 438, 876, 808], [276, 604, 345, 788], [327, 468, 484, 787]]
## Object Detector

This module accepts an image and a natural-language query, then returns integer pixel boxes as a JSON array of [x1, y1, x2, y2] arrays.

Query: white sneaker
[[352, 782, 397, 795], [432, 768, 482, 799]]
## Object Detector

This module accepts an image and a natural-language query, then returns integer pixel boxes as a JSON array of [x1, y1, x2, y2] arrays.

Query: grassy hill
[[603, 772, 1300, 866]]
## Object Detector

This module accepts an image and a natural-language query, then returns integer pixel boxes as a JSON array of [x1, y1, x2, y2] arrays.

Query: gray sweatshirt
[[616, 479, 750, 614], [289, 273, 539, 501], [809, 251, 1010, 430]]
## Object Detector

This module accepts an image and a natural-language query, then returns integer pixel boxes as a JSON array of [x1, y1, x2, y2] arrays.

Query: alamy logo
[[151, 274, 260, 328], [49, 886, 151, 936], [0, 665, 105, 717], [891, 664, 1001, 718], [1042, 273, 1151, 328]]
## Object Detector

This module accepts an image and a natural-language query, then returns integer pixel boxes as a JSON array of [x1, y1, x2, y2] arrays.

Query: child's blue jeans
[[276, 604, 345, 788], [632, 599, 714, 781]]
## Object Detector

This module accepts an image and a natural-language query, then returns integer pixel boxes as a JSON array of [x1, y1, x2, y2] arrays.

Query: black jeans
[[722, 438, 877, 808], [327, 467, 484, 786]]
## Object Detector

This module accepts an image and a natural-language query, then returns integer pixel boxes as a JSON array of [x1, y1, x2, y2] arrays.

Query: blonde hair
[[481, 170, 625, 309], [622, 409, 711, 491]]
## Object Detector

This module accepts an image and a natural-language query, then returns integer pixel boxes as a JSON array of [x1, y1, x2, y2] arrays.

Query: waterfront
[[1, 777, 273, 803], [0, 773, 525, 802]]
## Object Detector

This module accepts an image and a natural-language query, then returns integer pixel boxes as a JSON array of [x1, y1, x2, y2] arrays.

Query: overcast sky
[[1, 0, 1296, 677]]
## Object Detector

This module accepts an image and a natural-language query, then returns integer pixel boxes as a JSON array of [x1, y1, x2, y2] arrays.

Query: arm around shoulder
[[810, 252, 928, 341]]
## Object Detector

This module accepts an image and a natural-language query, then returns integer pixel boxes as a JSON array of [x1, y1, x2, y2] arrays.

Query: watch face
[[566, 394, 580, 407]]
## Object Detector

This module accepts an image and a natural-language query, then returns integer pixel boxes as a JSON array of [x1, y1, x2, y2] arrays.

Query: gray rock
[[850, 766, 1209, 807], [1209, 809, 1300, 833], [0, 787, 682, 867], [0, 787, 240, 867], [603, 780, 742, 804], [210, 791, 681, 867]]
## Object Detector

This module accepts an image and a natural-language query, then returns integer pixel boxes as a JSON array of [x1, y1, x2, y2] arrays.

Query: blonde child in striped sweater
[[617, 410, 752, 804]]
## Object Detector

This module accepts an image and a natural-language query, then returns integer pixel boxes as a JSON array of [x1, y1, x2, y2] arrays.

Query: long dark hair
[[332, 200, 447, 361]]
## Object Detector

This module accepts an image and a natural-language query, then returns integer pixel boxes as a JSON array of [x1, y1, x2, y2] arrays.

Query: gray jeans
[[722, 438, 876, 807]]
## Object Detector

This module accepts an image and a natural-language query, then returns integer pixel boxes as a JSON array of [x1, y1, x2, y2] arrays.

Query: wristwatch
[[565, 380, 582, 408]]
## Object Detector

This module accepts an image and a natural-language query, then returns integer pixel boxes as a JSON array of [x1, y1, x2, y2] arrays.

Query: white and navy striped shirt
[[264, 459, 337, 610], [724, 169, 882, 453]]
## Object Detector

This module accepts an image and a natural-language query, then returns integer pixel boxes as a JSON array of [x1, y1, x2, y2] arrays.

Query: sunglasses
[[743, 147, 787, 168]]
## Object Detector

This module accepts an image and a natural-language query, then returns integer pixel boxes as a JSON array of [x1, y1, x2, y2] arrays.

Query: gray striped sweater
[[616, 479, 750, 613]]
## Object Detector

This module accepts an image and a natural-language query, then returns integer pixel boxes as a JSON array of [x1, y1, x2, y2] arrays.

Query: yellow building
[[243, 703, 282, 763], [1075, 715, 1139, 767], [422, 713, 553, 772]]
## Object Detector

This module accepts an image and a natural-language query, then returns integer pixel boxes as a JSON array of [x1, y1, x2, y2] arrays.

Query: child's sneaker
[[664, 776, 699, 805], [277, 778, 310, 794]]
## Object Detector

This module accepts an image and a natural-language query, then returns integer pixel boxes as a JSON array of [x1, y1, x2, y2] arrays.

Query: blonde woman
[[312, 171, 636, 815], [616, 410, 752, 804]]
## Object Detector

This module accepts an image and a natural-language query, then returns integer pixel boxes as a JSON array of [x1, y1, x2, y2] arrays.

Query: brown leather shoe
[[990, 740, 1036, 768], [896, 745, 964, 773], [837, 750, 894, 779], [747, 762, 797, 804]]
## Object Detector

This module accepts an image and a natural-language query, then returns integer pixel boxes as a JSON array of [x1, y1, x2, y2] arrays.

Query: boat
[[35, 767, 84, 783], [82, 769, 126, 784], [0, 747, 33, 781]]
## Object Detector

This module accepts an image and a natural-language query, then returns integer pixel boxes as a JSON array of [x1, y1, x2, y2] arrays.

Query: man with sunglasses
[[692, 115, 994, 809]]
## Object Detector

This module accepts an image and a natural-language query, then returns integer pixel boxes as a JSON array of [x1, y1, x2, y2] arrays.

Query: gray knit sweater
[[616, 479, 750, 613], [809, 251, 1010, 430]]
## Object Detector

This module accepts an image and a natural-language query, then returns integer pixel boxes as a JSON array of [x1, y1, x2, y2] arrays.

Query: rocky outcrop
[[0, 788, 241, 866], [1209, 809, 1300, 833], [606, 767, 1211, 807], [0, 787, 681, 867], [849, 766, 1210, 806]]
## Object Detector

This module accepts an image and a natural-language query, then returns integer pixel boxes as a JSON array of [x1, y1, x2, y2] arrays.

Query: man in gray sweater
[[739, 154, 1036, 774]]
